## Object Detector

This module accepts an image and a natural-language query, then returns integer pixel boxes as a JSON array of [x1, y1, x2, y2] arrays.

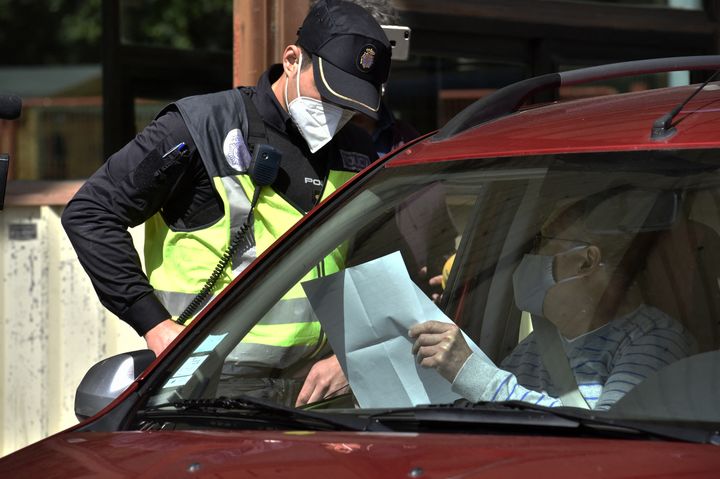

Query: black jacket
[[62, 65, 376, 336]]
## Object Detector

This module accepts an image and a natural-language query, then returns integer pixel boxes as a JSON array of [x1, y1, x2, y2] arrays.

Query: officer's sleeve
[[61, 109, 200, 336]]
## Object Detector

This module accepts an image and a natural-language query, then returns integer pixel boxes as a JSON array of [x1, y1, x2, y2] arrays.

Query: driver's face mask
[[512, 246, 588, 317], [285, 53, 355, 153]]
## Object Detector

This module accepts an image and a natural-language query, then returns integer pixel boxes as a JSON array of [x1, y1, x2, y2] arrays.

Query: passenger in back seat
[[409, 189, 698, 409]]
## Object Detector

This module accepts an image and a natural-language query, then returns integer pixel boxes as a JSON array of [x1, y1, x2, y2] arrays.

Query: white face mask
[[285, 54, 355, 153], [512, 247, 588, 317]]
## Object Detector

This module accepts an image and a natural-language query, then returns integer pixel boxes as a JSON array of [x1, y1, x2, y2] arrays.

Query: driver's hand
[[295, 355, 348, 407], [144, 319, 185, 357], [409, 320, 472, 382]]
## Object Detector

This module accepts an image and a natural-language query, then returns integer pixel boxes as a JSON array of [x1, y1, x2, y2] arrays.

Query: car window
[[145, 148, 720, 425]]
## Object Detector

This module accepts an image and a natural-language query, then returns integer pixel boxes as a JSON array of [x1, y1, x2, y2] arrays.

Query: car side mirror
[[75, 349, 156, 421]]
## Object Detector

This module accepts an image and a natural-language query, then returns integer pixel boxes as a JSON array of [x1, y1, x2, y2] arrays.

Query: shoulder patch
[[223, 128, 251, 172], [339, 150, 371, 172]]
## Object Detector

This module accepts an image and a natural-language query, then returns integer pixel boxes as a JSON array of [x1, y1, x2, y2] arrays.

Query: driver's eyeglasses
[[531, 234, 590, 253]]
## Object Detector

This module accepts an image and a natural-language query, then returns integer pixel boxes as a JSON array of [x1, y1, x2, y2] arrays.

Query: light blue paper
[[193, 333, 228, 354], [301, 251, 491, 408]]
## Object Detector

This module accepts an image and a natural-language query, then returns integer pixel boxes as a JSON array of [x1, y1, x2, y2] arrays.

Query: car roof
[[390, 83, 720, 166]]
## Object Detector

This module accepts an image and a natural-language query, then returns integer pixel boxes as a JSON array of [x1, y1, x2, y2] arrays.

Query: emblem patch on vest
[[223, 128, 251, 172], [340, 150, 371, 172]]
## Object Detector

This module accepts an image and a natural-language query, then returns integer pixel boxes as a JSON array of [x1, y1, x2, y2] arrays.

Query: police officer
[[62, 0, 391, 405]]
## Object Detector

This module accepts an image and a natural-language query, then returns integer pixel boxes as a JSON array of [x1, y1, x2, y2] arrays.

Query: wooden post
[[234, 0, 270, 87], [275, 0, 312, 56], [233, 0, 311, 87]]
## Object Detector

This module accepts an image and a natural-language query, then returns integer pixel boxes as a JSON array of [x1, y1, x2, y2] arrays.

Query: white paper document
[[301, 251, 491, 408]]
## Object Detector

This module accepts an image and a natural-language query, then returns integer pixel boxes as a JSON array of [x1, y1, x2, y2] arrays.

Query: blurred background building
[[0, 0, 717, 456]]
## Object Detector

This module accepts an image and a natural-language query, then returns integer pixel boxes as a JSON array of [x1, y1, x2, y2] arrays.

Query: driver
[[409, 189, 698, 409]]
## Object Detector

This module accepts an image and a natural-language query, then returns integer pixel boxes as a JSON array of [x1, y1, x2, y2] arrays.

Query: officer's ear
[[282, 45, 302, 77]]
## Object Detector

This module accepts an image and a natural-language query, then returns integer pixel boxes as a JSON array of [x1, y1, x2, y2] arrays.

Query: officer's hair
[[310, 0, 400, 25], [297, 47, 313, 70]]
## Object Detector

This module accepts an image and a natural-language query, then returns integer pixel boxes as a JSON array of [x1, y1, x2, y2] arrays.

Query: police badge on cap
[[358, 46, 376, 72], [297, 0, 391, 120]]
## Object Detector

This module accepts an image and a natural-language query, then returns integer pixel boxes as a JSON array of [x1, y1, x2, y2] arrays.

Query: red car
[[2, 56, 720, 477]]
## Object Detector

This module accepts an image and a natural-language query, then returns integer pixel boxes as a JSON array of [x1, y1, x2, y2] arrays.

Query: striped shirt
[[451, 305, 698, 409]]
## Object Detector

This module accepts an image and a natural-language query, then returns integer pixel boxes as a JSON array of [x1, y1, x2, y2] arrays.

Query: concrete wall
[[0, 203, 144, 457]]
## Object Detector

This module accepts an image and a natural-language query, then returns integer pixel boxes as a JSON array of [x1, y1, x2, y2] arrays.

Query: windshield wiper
[[138, 396, 719, 443], [370, 400, 720, 444], [459, 400, 720, 444], [138, 395, 364, 432], [368, 401, 578, 432]]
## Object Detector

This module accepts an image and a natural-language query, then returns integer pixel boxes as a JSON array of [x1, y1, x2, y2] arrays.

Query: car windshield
[[142, 147, 720, 433]]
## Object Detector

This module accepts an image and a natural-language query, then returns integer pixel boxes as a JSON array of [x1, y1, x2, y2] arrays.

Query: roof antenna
[[651, 69, 720, 140]]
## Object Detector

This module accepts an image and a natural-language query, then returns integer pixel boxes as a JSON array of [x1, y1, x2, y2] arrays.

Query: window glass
[[135, 98, 170, 134], [143, 148, 720, 427], [386, 55, 526, 134], [20, 95, 103, 179], [0, 1, 103, 180], [0, 0, 232, 181], [558, 69, 692, 100], [569, 0, 702, 9]]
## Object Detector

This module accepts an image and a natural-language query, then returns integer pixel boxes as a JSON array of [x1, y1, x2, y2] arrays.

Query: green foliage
[[120, 0, 232, 51], [0, 0, 102, 64], [0, 0, 232, 65]]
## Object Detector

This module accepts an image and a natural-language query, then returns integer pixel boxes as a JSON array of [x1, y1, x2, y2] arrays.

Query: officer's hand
[[428, 274, 444, 303], [419, 266, 444, 304], [295, 355, 348, 407], [144, 319, 185, 357], [409, 320, 472, 382]]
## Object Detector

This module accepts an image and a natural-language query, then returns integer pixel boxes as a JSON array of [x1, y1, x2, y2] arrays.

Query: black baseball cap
[[298, 0, 391, 120]]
